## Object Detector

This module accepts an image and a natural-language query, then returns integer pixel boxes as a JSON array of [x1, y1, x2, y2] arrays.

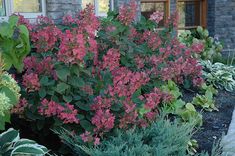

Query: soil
[[182, 90, 235, 153]]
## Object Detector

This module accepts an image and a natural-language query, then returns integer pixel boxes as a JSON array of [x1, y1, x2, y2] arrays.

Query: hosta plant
[[0, 15, 30, 72], [0, 128, 49, 156], [0, 55, 20, 130], [200, 60, 235, 92], [178, 26, 223, 62]]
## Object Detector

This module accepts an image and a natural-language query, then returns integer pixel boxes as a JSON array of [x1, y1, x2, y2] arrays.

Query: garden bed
[[183, 90, 235, 153]]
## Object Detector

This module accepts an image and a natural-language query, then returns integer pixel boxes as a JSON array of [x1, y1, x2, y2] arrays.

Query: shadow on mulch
[[182, 90, 235, 153]]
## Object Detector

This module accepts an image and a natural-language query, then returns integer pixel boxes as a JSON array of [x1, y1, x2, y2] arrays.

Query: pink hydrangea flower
[[150, 11, 164, 24], [22, 73, 40, 92]]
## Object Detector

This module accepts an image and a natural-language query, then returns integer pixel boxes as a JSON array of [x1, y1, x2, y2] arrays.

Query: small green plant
[[0, 128, 49, 156], [179, 26, 223, 62], [160, 80, 183, 112], [200, 60, 235, 92], [0, 15, 30, 72], [187, 139, 199, 155], [192, 89, 218, 112], [0, 55, 20, 130], [177, 103, 203, 127], [199, 83, 218, 95]]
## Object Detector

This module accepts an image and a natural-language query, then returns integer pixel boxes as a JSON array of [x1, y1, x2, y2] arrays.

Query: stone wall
[[46, 0, 81, 23], [207, 0, 215, 36], [214, 0, 235, 51]]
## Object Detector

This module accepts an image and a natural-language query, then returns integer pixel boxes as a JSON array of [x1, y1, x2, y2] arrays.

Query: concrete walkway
[[222, 109, 235, 156]]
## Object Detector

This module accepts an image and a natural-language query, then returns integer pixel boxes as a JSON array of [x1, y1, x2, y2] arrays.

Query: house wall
[[214, 0, 235, 51], [46, 0, 81, 23]]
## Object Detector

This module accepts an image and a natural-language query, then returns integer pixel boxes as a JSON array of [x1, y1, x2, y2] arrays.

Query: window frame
[[0, 0, 46, 21], [140, 0, 170, 23], [0, 0, 10, 22], [176, 0, 207, 30]]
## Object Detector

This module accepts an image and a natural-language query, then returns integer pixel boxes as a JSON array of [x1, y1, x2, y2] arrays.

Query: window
[[177, 0, 207, 30], [0, 0, 6, 16], [0, 0, 45, 21], [141, 0, 170, 26], [82, 0, 114, 17]]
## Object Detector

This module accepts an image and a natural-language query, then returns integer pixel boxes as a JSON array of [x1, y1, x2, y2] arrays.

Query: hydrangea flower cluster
[[58, 29, 86, 64], [0, 92, 11, 116], [31, 25, 61, 53], [0, 73, 21, 99], [150, 11, 164, 24], [102, 48, 120, 71], [108, 67, 150, 98], [38, 99, 79, 124], [118, 0, 137, 25], [0, 71, 20, 120], [11, 98, 28, 115], [22, 73, 40, 92]]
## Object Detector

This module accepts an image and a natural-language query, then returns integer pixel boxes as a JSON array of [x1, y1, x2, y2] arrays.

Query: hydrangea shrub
[[14, 1, 205, 145]]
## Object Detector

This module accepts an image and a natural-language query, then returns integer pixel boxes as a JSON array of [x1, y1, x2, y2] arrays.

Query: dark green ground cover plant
[[56, 114, 197, 156]]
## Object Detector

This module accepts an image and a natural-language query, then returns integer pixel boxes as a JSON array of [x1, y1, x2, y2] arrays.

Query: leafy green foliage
[[177, 103, 203, 127], [57, 115, 197, 156], [201, 60, 235, 92], [0, 15, 30, 72], [0, 128, 49, 156], [179, 26, 223, 62], [0, 56, 20, 130], [160, 81, 202, 127], [192, 89, 218, 112]]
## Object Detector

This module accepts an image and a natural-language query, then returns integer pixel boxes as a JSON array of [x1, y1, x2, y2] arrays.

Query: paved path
[[222, 109, 235, 156]]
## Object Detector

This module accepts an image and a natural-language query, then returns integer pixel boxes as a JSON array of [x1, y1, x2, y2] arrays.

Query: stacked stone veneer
[[214, 0, 235, 51], [46, 0, 81, 23]]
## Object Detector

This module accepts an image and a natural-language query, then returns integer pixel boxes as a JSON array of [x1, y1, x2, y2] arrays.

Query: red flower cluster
[[143, 31, 162, 51], [118, 0, 137, 25], [150, 11, 164, 24], [58, 29, 86, 64], [62, 15, 75, 25], [31, 25, 61, 53], [11, 98, 28, 115], [91, 109, 115, 133], [16, 14, 33, 31], [102, 48, 120, 71], [108, 67, 150, 98], [161, 57, 203, 86], [80, 131, 100, 145], [39, 99, 79, 124], [22, 73, 40, 92], [191, 42, 205, 53]]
